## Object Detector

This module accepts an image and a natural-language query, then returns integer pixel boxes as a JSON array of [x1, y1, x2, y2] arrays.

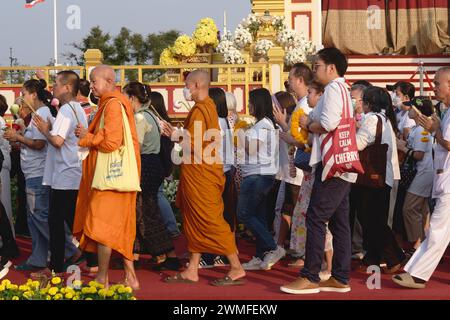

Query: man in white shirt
[[34, 71, 88, 274], [393, 67, 450, 289], [281, 47, 354, 294]]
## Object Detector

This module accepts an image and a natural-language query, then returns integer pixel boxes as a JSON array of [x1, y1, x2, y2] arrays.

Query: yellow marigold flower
[[0, 284, 6, 292], [65, 292, 74, 300], [51, 277, 62, 285], [46, 295, 52, 301], [88, 281, 103, 289], [72, 280, 83, 288], [19, 285, 29, 291], [81, 287, 90, 294], [290, 108, 309, 147], [12, 296, 20, 300], [48, 287, 59, 296], [160, 48, 180, 66], [131, 297, 137, 301], [124, 287, 133, 294], [31, 281, 40, 289], [72, 296, 79, 300], [23, 291, 33, 299], [85, 298, 93, 301], [1, 280, 11, 286], [171, 35, 197, 57], [117, 287, 125, 294], [98, 289, 107, 297], [113, 295, 119, 300], [106, 290, 114, 298], [54, 293, 63, 300], [10, 284, 18, 290]]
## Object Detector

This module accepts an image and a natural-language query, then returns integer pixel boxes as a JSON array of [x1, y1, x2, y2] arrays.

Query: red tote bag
[[320, 82, 364, 181]]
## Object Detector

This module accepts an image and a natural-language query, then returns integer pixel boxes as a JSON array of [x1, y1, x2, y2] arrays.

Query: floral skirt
[[134, 154, 174, 256], [290, 169, 333, 256]]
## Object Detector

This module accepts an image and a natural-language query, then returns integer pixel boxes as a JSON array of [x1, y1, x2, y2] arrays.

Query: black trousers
[[48, 189, 78, 273], [0, 201, 19, 259], [300, 165, 352, 284], [357, 185, 406, 268]]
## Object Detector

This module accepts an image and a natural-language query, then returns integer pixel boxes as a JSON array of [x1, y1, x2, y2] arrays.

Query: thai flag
[[25, 0, 45, 8]]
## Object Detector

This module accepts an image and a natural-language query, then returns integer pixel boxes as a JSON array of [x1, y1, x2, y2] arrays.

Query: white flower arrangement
[[241, 13, 261, 34], [272, 16, 286, 32], [285, 46, 309, 66], [216, 39, 235, 54], [217, 13, 315, 65], [254, 39, 274, 57], [216, 39, 245, 64], [234, 25, 253, 49], [223, 46, 245, 64]]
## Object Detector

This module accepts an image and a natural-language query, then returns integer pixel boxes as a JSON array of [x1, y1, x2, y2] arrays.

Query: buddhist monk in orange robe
[[164, 70, 245, 286], [74, 65, 140, 290]]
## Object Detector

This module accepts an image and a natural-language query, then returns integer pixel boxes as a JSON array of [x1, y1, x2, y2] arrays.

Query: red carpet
[[5, 236, 450, 300]]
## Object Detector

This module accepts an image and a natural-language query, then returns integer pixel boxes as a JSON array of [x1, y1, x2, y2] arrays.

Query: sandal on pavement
[[392, 273, 426, 289], [210, 276, 245, 287], [164, 273, 197, 284]]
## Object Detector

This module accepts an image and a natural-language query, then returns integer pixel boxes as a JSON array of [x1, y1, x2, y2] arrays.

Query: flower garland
[[290, 108, 310, 152]]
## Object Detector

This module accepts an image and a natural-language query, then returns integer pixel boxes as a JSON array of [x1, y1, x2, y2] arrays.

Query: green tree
[[146, 30, 180, 64], [110, 27, 132, 65], [65, 26, 115, 65], [66, 26, 180, 67]]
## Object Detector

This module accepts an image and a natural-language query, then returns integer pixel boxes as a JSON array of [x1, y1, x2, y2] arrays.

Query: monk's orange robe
[[73, 91, 141, 261], [176, 97, 237, 256]]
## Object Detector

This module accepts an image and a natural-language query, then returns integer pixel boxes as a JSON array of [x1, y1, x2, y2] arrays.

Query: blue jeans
[[237, 174, 276, 259], [25, 177, 78, 267], [158, 183, 180, 236]]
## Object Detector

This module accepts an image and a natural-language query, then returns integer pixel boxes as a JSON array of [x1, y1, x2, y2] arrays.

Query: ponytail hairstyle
[[123, 81, 151, 105], [23, 79, 56, 116], [362, 86, 398, 132]]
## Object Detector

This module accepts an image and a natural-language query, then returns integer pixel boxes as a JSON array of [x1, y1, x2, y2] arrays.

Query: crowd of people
[[0, 46, 448, 294]]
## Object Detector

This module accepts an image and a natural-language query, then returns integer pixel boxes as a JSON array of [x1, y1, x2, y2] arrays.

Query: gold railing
[[0, 63, 270, 117]]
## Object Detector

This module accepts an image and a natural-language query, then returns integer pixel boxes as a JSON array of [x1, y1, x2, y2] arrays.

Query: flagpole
[[53, 0, 58, 65]]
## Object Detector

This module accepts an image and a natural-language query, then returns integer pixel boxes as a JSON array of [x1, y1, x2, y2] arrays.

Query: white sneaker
[[242, 257, 263, 270], [260, 246, 286, 270]]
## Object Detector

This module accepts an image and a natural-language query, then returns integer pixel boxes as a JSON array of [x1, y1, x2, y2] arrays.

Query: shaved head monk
[[74, 65, 141, 290], [165, 70, 246, 286]]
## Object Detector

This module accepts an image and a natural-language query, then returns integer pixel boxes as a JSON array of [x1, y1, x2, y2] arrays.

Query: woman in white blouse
[[355, 86, 406, 273]]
